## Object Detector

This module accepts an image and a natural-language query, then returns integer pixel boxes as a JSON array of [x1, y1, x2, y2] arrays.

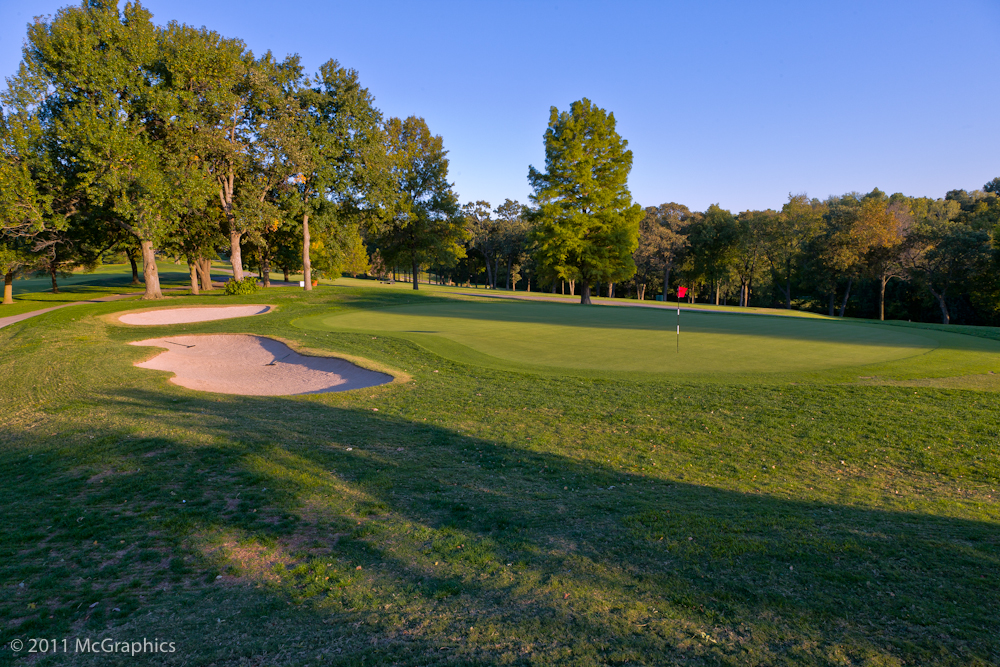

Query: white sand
[[131, 335, 392, 395], [119, 305, 272, 326]]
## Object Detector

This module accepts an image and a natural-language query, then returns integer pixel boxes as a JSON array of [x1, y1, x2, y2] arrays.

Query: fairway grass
[[1, 282, 999, 666]]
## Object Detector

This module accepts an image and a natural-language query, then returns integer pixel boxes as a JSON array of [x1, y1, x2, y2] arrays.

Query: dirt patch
[[118, 305, 273, 326], [130, 334, 393, 395]]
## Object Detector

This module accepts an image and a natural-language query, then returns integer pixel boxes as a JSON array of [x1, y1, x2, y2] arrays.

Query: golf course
[[1, 273, 998, 666]]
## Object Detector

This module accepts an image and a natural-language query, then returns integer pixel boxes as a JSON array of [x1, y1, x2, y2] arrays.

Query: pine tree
[[528, 98, 642, 304]]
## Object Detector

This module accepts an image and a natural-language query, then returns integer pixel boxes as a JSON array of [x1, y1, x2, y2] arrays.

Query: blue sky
[[3, 1, 999, 212]]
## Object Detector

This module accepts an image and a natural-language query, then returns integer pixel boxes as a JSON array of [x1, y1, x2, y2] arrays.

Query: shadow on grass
[[308, 293, 1000, 353], [2, 386, 997, 666]]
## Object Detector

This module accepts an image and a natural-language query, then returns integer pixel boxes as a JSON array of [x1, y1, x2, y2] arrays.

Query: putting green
[[293, 299, 1000, 377]]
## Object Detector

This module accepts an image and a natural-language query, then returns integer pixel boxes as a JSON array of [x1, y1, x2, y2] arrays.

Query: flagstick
[[676, 291, 680, 353]]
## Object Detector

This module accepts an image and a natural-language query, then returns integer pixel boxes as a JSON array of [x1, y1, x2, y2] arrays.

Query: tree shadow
[[4, 387, 995, 665]]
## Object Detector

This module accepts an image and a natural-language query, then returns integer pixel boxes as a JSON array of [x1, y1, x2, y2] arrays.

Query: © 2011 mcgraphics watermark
[[7, 637, 176, 656]]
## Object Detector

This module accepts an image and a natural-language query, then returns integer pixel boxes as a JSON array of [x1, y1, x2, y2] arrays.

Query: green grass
[[1, 277, 998, 666], [0, 263, 196, 318], [296, 297, 1000, 382]]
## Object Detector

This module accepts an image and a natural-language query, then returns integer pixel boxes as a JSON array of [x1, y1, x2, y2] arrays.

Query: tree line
[[630, 186, 1000, 325], [3, 2, 997, 326]]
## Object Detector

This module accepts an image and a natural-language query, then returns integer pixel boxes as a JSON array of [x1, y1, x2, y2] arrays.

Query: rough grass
[[0, 283, 998, 666]]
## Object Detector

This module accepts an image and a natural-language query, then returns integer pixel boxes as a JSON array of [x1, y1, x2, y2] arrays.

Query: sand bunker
[[131, 335, 392, 395], [119, 305, 272, 326]]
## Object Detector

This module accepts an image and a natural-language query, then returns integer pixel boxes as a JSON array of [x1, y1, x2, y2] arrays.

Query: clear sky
[[3, 1, 999, 213]]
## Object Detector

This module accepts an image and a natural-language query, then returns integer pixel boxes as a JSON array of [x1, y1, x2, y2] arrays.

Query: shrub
[[224, 276, 259, 295]]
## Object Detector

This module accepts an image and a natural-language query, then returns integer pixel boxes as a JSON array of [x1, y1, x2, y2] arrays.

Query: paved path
[[0, 291, 154, 330]]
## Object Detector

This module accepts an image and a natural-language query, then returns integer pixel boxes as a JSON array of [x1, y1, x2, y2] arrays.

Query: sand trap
[[131, 335, 392, 395], [119, 305, 273, 326]]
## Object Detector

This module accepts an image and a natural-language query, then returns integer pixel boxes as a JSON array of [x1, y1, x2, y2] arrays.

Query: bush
[[224, 276, 259, 295]]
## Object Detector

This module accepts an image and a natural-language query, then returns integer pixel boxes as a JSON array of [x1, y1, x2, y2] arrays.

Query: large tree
[[370, 116, 465, 289], [288, 60, 388, 291], [12, 1, 184, 299], [0, 104, 50, 304], [167, 25, 303, 282], [528, 98, 642, 305]]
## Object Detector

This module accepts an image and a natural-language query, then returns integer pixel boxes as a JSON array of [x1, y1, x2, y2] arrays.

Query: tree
[[13, 1, 183, 299], [0, 103, 50, 304], [495, 199, 531, 290], [902, 209, 991, 324], [464, 200, 501, 288], [765, 194, 823, 308], [634, 203, 689, 301], [733, 209, 771, 306], [370, 116, 465, 289], [686, 204, 738, 305], [172, 27, 303, 283], [289, 60, 388, 291], [528, 98, 642, 305], [856, 197, 909, 320]]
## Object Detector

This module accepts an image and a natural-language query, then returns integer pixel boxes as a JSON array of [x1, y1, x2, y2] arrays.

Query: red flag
[[677, 286, 688, 298]]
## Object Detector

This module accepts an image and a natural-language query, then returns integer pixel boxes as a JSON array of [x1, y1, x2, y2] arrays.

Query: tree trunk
[[261, 253, 271, 288], [782, 259, 792, 308], [608, 282, 614, 298], [879, 275, 888, 321], [198, 258, 213, 291], [638, 284, 645, 301], [283, 267, 289, 282], [569, 279, 575, 295], [302, 213, 311, 291], [411, 257, 420, 290], [838, 277, 852, 317], [928, 286, 950, 324], [229, 231, 244, 281], [139, 240, 163, 300], [3, 271, 13, 305], [129, 251, 141, 285], [506, 256, 513, 290], [714, 281, 720, 305], [188, 259, 199, 295], [579, 282, 592, 305], [828, 291, 835, 317], [50, 263, 59, 294], [484, 258, 493, 289]]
